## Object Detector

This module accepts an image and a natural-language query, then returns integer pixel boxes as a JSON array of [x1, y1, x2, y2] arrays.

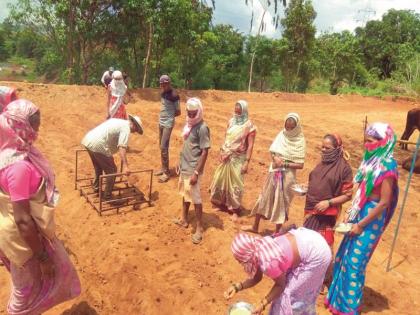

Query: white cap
[[128, 114, 144, 134]]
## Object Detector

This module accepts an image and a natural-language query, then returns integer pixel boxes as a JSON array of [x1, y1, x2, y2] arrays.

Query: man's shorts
[[178, 174, 202, 204]]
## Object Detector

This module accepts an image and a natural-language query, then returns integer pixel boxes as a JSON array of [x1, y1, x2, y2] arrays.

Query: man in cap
[[101, 66, 114, 88], [81, 114, 143, 200], [173, 97, 210, 244], [156, 74, 180, 183]]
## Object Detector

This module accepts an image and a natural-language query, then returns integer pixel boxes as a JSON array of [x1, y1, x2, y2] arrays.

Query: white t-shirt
[[82, 119, 130, 156]]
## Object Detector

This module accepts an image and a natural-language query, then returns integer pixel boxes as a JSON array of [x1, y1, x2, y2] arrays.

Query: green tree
[[315, 31, 367, 94], [280, 0, 316, 92], [203, 24, 245, 90], [356, 9, 420, 79]]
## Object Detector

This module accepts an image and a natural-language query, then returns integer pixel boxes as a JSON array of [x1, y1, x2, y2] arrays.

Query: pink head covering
[[231, 233, 293, 277], [181, 97, 203, 139], [0, 86, 18, 112], [0, 99, 57, 205]]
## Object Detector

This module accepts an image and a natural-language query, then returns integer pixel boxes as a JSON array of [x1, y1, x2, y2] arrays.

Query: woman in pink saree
[[225, 228, 331, 314], [0, 99, 81, 314]]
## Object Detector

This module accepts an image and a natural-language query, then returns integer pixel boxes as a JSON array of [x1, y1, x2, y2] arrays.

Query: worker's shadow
[[361, 286, 389, 313], [61, 301, 98, 315]]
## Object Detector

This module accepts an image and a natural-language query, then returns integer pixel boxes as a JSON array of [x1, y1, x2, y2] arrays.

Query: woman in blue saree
[[325, 122, 399, 315]]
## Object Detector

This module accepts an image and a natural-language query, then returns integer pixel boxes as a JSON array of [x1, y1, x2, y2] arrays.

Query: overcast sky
[[212, 0, 420, 38], [1, 0, 419, 38]]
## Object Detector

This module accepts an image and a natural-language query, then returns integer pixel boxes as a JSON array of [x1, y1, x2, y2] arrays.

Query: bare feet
[[230, 213, 239, 222], [241, 225, 258, 234]]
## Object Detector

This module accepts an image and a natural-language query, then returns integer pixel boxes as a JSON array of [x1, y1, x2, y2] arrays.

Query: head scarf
[[305, 133, 353, 211], [110, 71, 127, 97], [269, 113, 306, 164], [0, 86, 17, 112], [233, 100, 249, 125], [347, 122, 398, 222], [181, 97, 203, 139], [322, 134, 343, 163], [0, 100, 58, 205], [231, 233, 292, 277]]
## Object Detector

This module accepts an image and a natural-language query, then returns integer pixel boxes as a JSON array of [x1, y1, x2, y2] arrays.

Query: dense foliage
[[0, 0, 419, 96]]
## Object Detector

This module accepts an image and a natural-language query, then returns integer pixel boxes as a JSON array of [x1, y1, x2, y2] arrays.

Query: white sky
[[212, 0, 420, 38], [1, 0, 419, 38]]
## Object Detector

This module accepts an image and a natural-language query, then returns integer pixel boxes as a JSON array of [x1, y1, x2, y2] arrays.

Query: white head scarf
[[182, 97, 203, 139], [269, 113, 306, 164], [110, 71, 127, 97]]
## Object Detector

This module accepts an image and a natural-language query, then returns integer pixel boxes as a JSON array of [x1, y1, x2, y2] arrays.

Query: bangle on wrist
[[328, 199, 332, 206], [233, 282, 242, 292], [193, 170, 199, 176]]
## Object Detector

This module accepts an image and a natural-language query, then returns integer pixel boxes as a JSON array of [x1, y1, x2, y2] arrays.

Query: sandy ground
[[0, 81, 419, 315]]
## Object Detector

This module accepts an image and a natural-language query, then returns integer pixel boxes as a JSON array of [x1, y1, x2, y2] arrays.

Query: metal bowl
[[227, 301, 254, 315], [335, 223, 353, 234], [291, 184, 308, 196]]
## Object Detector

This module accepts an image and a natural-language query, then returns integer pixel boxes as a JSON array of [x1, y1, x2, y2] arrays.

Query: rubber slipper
[[158, 174, 170, 183], [154, 170, 164, 176], [192, 232, 203, 244], [172, 218, 189, 228]]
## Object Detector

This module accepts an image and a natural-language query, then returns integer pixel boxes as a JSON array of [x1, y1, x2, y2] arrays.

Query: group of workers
[[0, 74, 400, 315]]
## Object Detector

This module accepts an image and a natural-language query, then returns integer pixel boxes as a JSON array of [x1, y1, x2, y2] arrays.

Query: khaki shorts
[[178, 174, 202, 204]]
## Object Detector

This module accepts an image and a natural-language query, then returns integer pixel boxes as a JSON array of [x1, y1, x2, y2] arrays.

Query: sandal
[[158, 173, 170, 183], [172, 218, 189, 228], [154, 170, 164, 176], [192, 232, 203, 244]]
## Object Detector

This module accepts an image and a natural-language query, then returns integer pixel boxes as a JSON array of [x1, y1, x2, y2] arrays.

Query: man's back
[[82, 119, 130, 156]]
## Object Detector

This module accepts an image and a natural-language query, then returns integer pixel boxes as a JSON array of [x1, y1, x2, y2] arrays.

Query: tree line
[[0, 0, 419, 95]]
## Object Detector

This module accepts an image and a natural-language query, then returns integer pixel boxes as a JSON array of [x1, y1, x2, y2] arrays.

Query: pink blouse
[[0, 160, 42, 201]]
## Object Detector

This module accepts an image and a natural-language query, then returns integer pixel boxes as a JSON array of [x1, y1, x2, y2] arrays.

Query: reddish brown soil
[[0, 82, 419, 315]]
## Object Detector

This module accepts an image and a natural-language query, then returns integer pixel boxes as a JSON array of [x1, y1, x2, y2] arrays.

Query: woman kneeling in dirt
[[242, 113, 305, 234], [225, 228, 331, 314], [0, 100, 81, 314]]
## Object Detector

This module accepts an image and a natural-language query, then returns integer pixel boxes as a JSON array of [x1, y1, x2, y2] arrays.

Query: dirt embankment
[[0, 82, 419, 315]]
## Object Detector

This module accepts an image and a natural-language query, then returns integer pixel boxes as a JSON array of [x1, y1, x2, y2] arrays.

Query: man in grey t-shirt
[[173, 98, 210, 244], [156, 74, 180, 183], [81, 115, 143, 199]]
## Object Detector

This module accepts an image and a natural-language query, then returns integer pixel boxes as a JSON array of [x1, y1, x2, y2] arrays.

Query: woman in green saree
[[209, 100, 257, 221]]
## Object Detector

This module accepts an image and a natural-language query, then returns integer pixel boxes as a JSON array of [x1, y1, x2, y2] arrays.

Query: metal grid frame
[[75, 149, 153, 215]]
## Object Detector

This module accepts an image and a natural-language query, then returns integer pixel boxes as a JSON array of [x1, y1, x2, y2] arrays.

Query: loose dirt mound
[[1, 82, 419, 315]]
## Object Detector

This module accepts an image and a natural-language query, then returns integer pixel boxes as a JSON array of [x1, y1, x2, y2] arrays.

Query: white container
[[291, 184, 308, 196], [335, 223, 353, 234], [227, 301, 254, 315]]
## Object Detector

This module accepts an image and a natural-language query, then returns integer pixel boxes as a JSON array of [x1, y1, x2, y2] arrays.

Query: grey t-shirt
[[179, 121, 211, 176], [159, 89, 180, 128]]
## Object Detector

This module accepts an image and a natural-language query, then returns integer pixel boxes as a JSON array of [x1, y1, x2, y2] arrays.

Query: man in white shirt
[[101, 66, 114, 88], [82, 114, 143, 199]]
